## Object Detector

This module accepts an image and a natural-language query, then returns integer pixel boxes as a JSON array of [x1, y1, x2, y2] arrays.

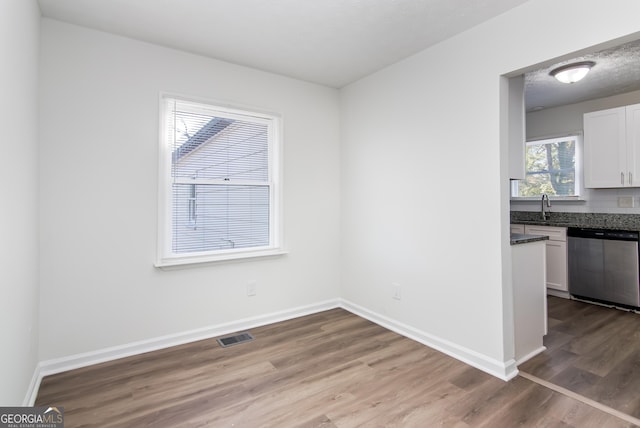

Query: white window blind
[[157, 96, 281, 265]]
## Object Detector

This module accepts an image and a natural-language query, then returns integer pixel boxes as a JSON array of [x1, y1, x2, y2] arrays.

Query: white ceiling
[[37, 0, 640, 108], [525, 39, 640, 112], [37, 0, 531, 88]]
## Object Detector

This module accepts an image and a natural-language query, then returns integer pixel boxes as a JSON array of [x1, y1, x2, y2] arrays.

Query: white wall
[[38, 19, 341, 361], [511, 89, 640, 213], [0, 0, 41, 405], [340, 0, 640, 378]]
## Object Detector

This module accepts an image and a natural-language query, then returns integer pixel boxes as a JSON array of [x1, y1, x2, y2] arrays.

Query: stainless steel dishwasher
[[568, 227, 640, 309]]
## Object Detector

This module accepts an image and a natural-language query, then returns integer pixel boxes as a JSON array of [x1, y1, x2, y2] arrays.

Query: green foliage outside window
[[514, 136, 577, 197]]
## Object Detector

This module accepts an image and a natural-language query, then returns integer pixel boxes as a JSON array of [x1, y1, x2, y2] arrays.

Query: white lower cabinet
[[512, 224, 568, 295], [544, 239, 568, 292], [510, 224, 525, 234]]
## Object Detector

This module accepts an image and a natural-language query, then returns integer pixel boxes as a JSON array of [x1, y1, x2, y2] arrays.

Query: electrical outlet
[[618, 196, 634, 208], [392, 283, 401, 300], [246, 280, 257, 296]]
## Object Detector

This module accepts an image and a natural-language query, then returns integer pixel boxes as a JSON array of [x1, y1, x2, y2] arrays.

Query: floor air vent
[[217, 332, 254, 348]]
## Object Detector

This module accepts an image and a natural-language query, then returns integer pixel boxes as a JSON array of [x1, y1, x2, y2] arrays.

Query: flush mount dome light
[[550, 61, 595, 84]]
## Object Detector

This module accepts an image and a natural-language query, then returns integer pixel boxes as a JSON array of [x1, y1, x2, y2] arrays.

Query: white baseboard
[[340, 299, 519, 381], [515, 345, 546, 366], [23, 363, 43, 406], [547, 289, 570, 299], [26, 297, 520, 404]]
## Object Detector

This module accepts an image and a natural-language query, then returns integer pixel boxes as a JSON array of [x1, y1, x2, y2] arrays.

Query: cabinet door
[[584, 107, 626, 188], [627, 103, 640, 186], [545, 240, 568, 291]]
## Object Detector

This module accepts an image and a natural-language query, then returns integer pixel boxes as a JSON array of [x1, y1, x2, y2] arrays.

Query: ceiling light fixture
[[549, 61, 595, 84]]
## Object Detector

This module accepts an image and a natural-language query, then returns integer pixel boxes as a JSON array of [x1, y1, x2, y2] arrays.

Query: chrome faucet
[[541, 194, 551, 220]]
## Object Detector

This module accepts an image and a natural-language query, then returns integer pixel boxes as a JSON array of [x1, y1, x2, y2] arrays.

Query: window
[[511, 135, 580, 198], [157, 95, 282, 266]]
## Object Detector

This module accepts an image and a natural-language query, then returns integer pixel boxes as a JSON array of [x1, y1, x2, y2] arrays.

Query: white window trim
[[155, 93, 285, 267], [510, 133, 583, 201]]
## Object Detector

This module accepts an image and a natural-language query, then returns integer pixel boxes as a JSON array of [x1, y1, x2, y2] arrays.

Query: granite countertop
[[510, 233, 549, 246], [510, 211, 640, 232]]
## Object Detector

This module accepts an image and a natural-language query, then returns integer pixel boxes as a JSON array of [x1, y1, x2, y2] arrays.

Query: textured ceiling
[[37, 0, 530, 88], [525, 39, 640, 112]]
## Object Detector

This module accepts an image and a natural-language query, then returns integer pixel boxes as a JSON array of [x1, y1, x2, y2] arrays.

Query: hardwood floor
[[520, 296, 640, 423], [36, 308, 635, 427]]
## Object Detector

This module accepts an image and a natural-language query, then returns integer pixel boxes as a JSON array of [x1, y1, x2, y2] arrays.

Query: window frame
[[511, 134, 583, 201], [155, 93, 285, 267]]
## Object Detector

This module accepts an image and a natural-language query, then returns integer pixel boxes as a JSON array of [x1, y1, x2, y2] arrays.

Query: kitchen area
[[508, 37, 640, 422], [512, 210, 640, 307]]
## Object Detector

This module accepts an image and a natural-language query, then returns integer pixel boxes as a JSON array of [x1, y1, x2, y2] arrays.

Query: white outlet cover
[[392, 283, 401, 300], [618, 196, 634, 208], [247, 281, 257, 296]]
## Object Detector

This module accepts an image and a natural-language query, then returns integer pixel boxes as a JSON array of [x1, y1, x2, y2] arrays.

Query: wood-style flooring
[[520, 296, 640, 421], [36, 308, 635, 427]]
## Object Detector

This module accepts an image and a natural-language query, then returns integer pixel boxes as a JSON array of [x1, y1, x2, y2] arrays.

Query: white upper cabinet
[[584, 103, 640, 188], [628, 103, 640, 185]]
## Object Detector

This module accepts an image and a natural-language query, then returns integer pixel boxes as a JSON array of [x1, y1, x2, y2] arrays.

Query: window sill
[[510, 196, 586, 203], [155, 248, 288, 269]]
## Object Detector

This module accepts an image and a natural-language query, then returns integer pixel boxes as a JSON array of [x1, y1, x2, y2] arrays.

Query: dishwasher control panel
[[568, 227, 639, 241]]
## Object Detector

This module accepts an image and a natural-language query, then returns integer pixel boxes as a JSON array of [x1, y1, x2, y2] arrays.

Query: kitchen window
[[511, 135, 581, 199], [156, 95, 283, 266]]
